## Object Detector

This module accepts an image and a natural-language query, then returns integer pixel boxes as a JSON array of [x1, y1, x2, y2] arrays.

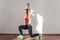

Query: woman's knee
[[28, 25, 32, 28], [18, 25, 22, 29]]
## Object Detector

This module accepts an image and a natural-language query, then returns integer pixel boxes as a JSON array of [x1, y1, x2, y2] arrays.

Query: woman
[[18, 3, 38, 37]]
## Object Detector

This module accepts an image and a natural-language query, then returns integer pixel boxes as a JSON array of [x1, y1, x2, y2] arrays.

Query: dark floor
[[42, 34, 60, 40], [0, 34, 60, 40], [0, 34, 18, 40]]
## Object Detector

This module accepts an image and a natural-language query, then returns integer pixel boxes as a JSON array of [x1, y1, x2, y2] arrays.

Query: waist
[[25, 24, 31, 26]]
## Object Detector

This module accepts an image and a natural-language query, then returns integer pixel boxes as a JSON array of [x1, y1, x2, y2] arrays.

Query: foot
[[30, 34, 39, 38]]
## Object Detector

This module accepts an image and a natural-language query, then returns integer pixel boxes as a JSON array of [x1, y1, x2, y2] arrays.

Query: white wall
[[42, 0, 60, 34], [0, 0, 60, 34]]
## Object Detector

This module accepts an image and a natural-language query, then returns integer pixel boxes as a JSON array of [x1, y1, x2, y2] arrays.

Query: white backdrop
[[0, 0, 60, 34]]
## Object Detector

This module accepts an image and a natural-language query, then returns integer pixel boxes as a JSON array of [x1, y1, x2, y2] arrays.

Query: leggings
[[18, 25, 33, 37], [18, 25, 39, 37]]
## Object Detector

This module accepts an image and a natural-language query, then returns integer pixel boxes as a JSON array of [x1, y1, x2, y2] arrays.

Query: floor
[[42, 34, 60, 40], [0, 34, 60, 40], [0, 34, 18, 40]]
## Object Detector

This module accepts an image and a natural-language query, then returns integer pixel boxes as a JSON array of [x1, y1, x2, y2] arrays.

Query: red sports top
[[24, 17, 29, 23]]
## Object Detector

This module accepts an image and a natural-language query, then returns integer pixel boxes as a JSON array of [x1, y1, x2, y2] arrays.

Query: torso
[[24, 17, 31, 25]]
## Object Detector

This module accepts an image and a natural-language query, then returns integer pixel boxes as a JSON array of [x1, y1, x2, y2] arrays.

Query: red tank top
[[24, 17, 29, 23]]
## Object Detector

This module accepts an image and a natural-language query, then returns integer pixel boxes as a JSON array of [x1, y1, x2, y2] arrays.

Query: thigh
[[19, 25, 28, 29], [28, 25, 32, 28], [24, 25, 28, 29], [19, 25, 25, 29], [28, 25, 32, 31]]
